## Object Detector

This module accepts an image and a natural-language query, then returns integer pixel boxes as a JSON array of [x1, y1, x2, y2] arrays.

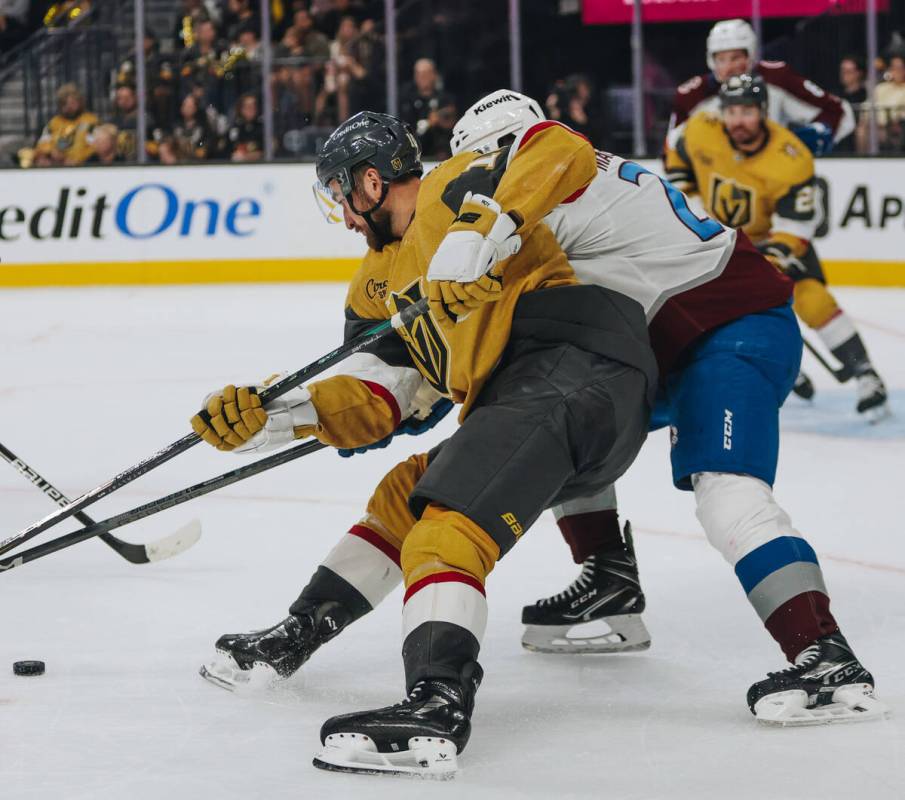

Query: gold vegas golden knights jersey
[[304, 123, 606, 451], [665, 114, 819, 259]]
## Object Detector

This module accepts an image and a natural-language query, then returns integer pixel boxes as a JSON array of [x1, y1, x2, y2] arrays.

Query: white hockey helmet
[[706, 19, 757, 71], [449, 89, 545, 156]]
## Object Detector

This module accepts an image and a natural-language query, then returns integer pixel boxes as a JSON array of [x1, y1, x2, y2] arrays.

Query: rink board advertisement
[[1, 160, 904, 286]]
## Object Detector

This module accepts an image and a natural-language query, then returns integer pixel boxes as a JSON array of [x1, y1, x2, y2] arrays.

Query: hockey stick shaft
[[802, 337, 852, 383], [0, 441, 197, 565], [0, 439, 327, 573], [0, 298, 428, 555]]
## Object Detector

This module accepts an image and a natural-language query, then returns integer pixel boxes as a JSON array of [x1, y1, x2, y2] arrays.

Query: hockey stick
[[0, 439, 327, 574], [0, 441, 201, 565], [803, 338, 853, 384], [0, 297, 428, 556]]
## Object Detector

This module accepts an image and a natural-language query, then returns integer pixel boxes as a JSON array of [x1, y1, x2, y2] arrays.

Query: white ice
[[0, 284, 903, 800]]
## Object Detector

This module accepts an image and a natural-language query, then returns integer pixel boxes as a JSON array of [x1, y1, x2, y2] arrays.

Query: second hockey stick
[[1, 298, 428, 556], [803, 338, 853, 384], [0, 439, 327, 574], [0, 441, 201, 565]]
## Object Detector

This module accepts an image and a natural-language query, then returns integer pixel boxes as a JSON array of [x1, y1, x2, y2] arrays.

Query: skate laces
[[767, 643, 821, 679], [538, 556, 596, 606]]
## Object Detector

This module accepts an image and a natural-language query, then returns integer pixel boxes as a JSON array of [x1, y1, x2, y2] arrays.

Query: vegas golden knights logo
[[390, 280, 450, 395], [710, 175, 753, 228]]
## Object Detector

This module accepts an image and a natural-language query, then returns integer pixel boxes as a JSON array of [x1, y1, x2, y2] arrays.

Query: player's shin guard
[[314, 509, 492, 778], [201, 527, 402, 690]]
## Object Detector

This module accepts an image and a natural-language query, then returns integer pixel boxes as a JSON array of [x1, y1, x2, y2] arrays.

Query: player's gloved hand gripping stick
[[0, 298, 429, 557]]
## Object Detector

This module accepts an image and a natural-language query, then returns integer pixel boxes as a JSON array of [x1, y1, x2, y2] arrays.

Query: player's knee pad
[[361, 452, 430, 553], [692, 472, 798, 566], [793, 278, 839, 330], [400, 504, 500, 588]]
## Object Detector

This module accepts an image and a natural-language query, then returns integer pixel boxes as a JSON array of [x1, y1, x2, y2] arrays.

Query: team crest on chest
[[710, 174, 754, 228], [388, 279, 451, 396]]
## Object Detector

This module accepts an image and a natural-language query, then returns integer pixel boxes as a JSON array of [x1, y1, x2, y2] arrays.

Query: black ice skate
[[521, 521, 651, 654], [856, 369, 890, 423], [313, 662, 482, 779], [200, 600, 353, 691], [791, 370, 815, 401], [747, 632, 889, 726]]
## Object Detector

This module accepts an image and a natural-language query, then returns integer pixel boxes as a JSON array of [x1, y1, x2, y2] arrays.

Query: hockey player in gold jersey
[[191, 111, 657, 777], [665, 74, 888, 420]]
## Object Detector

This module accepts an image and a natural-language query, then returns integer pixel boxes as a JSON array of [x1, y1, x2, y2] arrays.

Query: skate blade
[[199, 652, 281, 693], [754, 684, 892, 727], [521, 614, 651, 654], [313, 733, 457, 780], [862, 402, 892, 425]]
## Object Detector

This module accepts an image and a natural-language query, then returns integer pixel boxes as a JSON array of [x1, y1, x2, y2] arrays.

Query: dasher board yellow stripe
[[2, 257, 905, 288], [822, 260, 905, 287], [0, 258, 362, 287]]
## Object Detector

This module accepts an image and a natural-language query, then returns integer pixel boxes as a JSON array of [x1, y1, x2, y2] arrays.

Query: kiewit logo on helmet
[[473, 94, 520, 115]]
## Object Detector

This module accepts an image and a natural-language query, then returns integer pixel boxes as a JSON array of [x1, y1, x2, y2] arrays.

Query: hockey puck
[[13, 660, 45, 676]]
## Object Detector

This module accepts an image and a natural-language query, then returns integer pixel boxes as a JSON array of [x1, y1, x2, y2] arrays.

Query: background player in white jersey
[[669, 18, 854, 156]]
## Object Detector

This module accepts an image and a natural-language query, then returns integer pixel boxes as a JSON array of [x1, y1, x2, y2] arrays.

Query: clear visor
[[312, 180, 344, 224]]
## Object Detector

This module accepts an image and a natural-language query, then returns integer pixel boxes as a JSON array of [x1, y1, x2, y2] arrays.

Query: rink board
[[1, 159, 904, 286]]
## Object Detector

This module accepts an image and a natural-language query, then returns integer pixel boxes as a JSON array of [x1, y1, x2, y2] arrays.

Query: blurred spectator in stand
[[180, 17, 227, 111], [85, 124, 124, 164], [546, 74, 602, 143], [108, 83, 153, 161], [0, 0, 29, 52], [289, 8, 331, 118], [222, 0, 258, 43], [836, 55, 866, 152], [399, 58, 456, 159], [859, 51, 905, 153], [172, 0, 219, 51], [313, 0, 365, 40], [316, 15, 367, 124], [32, 83, 98, 166], [157, 135, 180, 164], [159, 92, 212, 161], [226, 92, 264, 161]]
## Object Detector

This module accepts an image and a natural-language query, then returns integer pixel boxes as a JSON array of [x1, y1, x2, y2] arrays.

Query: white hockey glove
[[427, 192, 521, 324]]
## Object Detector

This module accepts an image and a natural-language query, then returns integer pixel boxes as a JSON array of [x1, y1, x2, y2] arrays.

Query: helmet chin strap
[[348, 181, 392, 247]]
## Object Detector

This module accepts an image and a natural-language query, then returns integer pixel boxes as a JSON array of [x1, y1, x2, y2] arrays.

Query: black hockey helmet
[[316, 111, 422, 202], [719, 73, 768, 112]]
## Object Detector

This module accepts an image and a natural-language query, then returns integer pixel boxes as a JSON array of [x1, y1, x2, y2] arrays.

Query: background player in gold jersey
[[665, 74, 888, 421]]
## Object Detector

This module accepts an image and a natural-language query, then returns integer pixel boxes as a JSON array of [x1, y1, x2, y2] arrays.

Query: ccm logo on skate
[[723, 409, 733, 451]]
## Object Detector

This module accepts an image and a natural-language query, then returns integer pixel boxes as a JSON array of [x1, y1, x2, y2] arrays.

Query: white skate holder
[[313, 733, 458, 779], [754, 683, 891, 727], [198, 652, 281, 693], [522, 614, 651, 654]]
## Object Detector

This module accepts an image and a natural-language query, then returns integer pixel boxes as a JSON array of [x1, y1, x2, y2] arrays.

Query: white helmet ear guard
[[706, 18, 757, 71], [450, 89, 545, 156], [312, 180, 344, 224]]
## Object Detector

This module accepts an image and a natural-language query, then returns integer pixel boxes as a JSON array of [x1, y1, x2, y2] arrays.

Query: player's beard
[[361, 205, 396, 252], [728, 124, 761, 148]]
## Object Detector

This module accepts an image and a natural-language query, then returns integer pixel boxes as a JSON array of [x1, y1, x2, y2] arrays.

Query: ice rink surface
[[1, 284, 902, 800]]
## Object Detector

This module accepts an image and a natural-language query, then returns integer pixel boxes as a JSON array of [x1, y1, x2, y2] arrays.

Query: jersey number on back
[[618, 162, 724, 242]]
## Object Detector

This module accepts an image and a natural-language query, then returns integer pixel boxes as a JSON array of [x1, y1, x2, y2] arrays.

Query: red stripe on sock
[[348, 524, 401, 567], [765, 591, 840, 662], [360, 380, 402, 429], [404, 571, 486, 604]]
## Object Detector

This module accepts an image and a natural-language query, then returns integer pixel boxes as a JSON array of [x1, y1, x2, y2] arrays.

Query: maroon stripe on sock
[[348, 524, 401, 567], [557, 510, 622, 564], [765, 591, 840, 662], [404, 570, 486, 604]]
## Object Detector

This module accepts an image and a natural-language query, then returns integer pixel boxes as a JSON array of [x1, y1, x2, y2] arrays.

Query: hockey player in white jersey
[[447, 90, 886, 726], [199, 93, 886, 748]]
